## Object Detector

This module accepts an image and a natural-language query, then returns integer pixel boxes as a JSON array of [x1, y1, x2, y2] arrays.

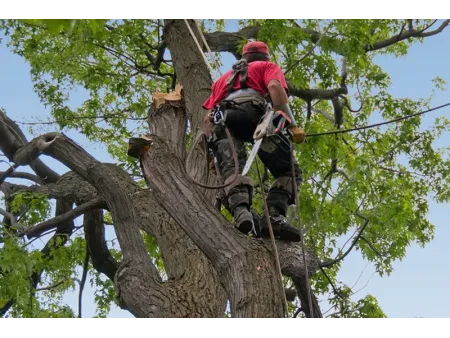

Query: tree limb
[[320, 218, 370, 268], [25, 197, 106, 238], [366, 20, 450, 51], [319, 266, 346, 300], [78, 247, 89, 318], [35, 279, 68, 292], [0, 171, 43, 184], [0, 299, 15, 317], [0, 207, 18, 226], [360, 236, 385, 257], [83, 209, 118, 281], [204, 26, 261, 58], [0, 110, 60, 183], [0, 164, 18, 185], [288, 82, 348, 101]]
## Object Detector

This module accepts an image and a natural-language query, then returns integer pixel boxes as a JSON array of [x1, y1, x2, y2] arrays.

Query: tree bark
[[1, 20, 324, 318]]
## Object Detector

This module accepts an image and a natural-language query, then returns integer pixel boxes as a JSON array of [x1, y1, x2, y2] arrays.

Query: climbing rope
[[290, 148, 314, 318], [256, 158, 289, 317], [193, 20, 223, 77], [306, 102, 450, 138], [184, 19, 222, 79], [185, 128, 240, 190], [183, 18, 450, 318]]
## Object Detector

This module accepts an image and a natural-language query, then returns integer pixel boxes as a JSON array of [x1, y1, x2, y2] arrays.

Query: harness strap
[[226, 59, 248, 93]]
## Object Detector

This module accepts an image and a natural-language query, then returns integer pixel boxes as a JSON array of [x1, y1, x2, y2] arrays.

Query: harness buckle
[[213, 106, 224, 124]]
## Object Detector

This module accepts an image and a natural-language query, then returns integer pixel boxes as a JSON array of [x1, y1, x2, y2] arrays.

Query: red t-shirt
[[202, 61, 288, 110]]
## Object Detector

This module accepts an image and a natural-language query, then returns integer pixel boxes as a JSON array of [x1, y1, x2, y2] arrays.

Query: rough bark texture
[[1, 20, 325, 318], [84, 209, 118, 281], [163, 19, 218, 203]]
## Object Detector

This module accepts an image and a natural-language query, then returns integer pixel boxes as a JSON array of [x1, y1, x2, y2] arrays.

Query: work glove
[[288, 125, 305, 144]]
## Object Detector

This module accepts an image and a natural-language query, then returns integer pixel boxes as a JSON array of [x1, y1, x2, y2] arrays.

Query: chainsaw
[[242, 105, 298, 176]]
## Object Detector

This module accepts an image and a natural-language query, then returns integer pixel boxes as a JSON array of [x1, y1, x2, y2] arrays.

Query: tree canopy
[[1, 19, 449, 318]]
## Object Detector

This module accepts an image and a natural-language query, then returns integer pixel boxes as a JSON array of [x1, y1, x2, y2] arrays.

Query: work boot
[[233, 205, 255, 234], [260, 206, 301, 242]]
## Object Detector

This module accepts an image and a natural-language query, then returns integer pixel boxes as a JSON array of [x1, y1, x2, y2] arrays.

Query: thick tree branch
[[288, 82, 348, 101], [25, 197, 106, 239], [32, 199, 75, 289], [0, 171, 43, 184], [0, 110, 60, 183], [276, 240, 322, 318], [0, 299, 15, 317], [0, 164, 18, 185], [84, 209, 118, 281], [203, 20, 450, 61], [0, 207, 18, 226], [204, 26, 261, 58]]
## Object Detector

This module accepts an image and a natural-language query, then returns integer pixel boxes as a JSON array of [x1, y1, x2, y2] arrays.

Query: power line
[[306, 102, 450, 138]]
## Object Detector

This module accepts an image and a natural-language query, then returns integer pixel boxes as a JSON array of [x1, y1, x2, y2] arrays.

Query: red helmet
[[242, 41, 269, 55]]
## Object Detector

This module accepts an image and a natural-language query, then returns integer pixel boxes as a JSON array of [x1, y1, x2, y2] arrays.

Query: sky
[[1, 21, 450, 318]]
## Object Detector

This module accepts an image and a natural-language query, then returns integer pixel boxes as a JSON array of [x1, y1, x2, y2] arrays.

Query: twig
[[36, 279, 68, 292], [319, 266, 346, 300], [15, 113, 146, 126], [376, 165, 426, 177], [351, 271, 376, 296], [351, 262, 370, 289], [285, 20, 334, 75], [320, 218, 370, 268], [360, 236, 385, 257], [396, 22, 407, 41], [419, 19, 438, 34]]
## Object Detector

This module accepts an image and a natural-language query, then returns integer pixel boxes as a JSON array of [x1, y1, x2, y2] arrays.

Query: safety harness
[[226, 59, 248, 93]]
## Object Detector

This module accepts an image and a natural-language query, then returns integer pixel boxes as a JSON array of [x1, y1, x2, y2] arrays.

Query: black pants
[[212, 102, 302, 215]]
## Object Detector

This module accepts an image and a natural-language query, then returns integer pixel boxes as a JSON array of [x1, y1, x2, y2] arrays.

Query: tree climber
[[202, 41, 305, 242]]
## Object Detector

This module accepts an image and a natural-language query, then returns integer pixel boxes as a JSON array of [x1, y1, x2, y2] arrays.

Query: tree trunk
[[0, 20, 322, 318]]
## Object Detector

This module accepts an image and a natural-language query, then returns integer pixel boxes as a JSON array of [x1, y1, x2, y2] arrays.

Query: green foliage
[[327, 286, 386, 318], [10, 192, 51, 225], [142, 232, 166, 277], [1, 19, 449, 318], [90, 270, 118, 317]]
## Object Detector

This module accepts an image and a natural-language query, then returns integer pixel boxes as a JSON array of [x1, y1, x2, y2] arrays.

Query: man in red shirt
[[203, 41, 304, 242]]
